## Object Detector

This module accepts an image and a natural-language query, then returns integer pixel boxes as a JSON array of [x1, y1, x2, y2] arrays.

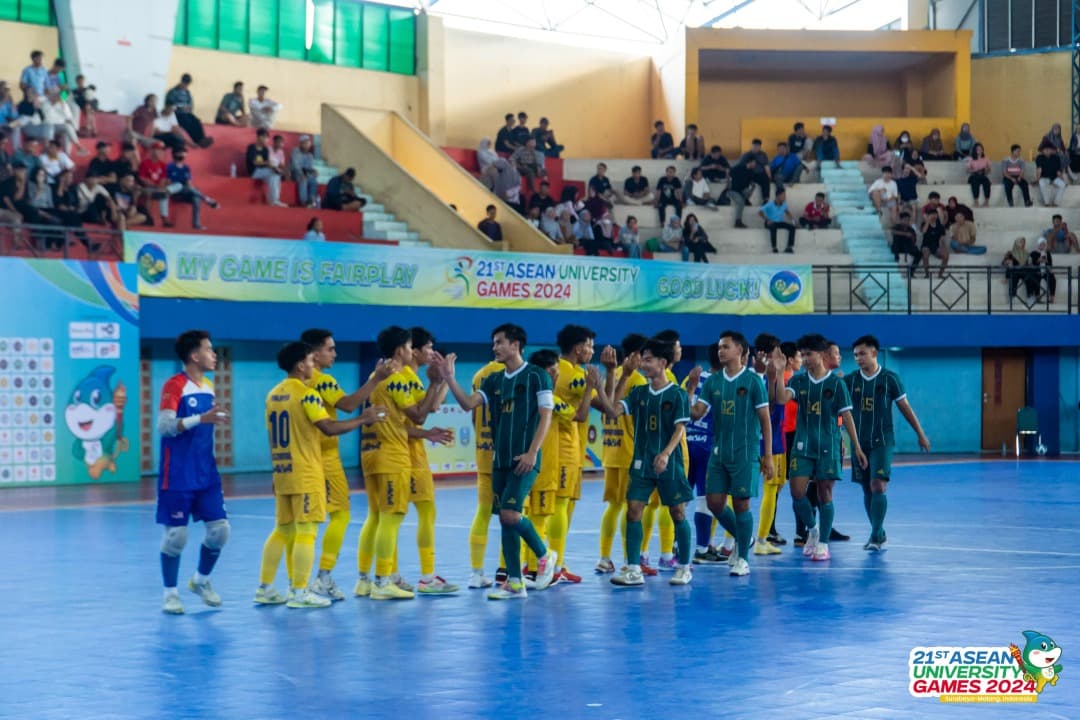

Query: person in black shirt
[[323, 167, 364, 212], [651, 121, 676, 159], [494, 114, 517, 154], [87, 141, 117, 185], [698, 145, 730, 184], [587, 163, 615, 207], [620, 165, 653, 205], [737, 138, 771, 204], [528, 181, 555, 214], [916, 210, 949, 278], [678, 124, 705, 159], [245, 128, 287, 207], [478, 204, 502, 241], [788, 122, 809, 159], [890, 211, 919, 265], [729, 159, 757, 228], [1036, 142, 1066, 207], [654, 165, 682, 223], [530, 117, 564, 158], [510, 112, 531, 148]]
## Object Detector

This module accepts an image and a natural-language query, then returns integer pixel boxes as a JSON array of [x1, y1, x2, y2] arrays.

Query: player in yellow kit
[[467, 359, 504, 589], [255, 341, 385, 609], [300, 328, 394, 601], [402, 327, 457, 594]]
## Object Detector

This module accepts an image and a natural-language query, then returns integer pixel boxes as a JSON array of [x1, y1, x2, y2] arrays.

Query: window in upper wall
[[0, 0, 56, 25], [982, 0, 1074, 53], [173, 0, 416, 75]]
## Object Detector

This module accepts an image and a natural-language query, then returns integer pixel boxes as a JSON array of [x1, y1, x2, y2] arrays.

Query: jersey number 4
[[269, 410, 291, 449]]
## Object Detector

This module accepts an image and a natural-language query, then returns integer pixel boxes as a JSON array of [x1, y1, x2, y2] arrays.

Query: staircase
[[822, 161, 908, 311]]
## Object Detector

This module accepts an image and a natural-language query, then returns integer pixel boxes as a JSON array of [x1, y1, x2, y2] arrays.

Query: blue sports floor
[[2, 459, 1077, 719]]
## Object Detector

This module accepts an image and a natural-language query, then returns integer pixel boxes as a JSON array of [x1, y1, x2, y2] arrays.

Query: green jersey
[[696, 367, 768, 463], [480, 363, 554, 471], [620, 382, 691, 482], [786, 371, 852, 459], [844, 368, 906, 449]]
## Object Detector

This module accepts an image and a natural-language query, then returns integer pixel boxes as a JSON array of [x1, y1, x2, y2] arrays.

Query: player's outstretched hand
[[769, 346, 786, 375], [762, 454, 775, 481], [918, 432, 931, 452], [856, 446, 869, 469], [600, 345, 618, 370], [360, 405, 389, 425], [623, 351, 642, 373], [585, 364, 601, 387], [652, 452, 669, 475], [513, 450, 538, 476], [426, 360, 443, 384], [686, 364, 702, 385], [201, 404, 229, 425], [374, 358, 398, 380], [426, 427, 454, 445]]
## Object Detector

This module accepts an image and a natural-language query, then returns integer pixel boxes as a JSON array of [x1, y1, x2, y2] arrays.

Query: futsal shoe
[[595, 558, 616, 573], [556, 567, 582, 584], [829, 529, 851, 542], [753, 539, 782, 556], [310, 574, 346, 601], [658, 556, 678, 572], [371, 581, 415, 600], [162, 592, 185, 615], [468, 571, 494, 589], [188, 577, 222, 607], [488, 579, 527, 600], [254, 586, 287, 605], [811, 543, 831, 562], [494, 567, 508, 584], [862, 538, 879, 552], [767, 531, 787, 546], [729, 558, 751, 577], [611, 567, 645, 586], [718, 545, 733, 559], [802, 526, 820, 557], [353, 576, 373, 597], [418, 576, 460, 594], [793, 535, 807, 547], [639, 555, 659, 577], [669, 565, 693, 585], [391, 574, 414, 592], [692, 548, 724, 564], [534, 551, 558, 590], [287, 589, 333, 609]]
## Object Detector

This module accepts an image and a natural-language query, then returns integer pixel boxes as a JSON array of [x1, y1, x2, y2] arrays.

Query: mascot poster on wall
[[0, 258, 139, 486]]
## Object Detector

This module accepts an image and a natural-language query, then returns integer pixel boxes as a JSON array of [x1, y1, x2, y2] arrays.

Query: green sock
[[716, 505, 737, 535], [626, 519, 643, 566], [735, 510, 753, 561], [862, 484, 872, 521], [501, 524, 522, 580], [516, 516, 547, 559], [818, 501, 835, 543], [793, 496, 816, 529], [870, 492, 888, 542], [675, 517, 692, 565]]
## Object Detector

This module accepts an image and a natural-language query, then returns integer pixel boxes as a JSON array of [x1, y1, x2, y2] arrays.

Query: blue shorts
[[156, 485, 227, 526], [688, 447, 710, 496]]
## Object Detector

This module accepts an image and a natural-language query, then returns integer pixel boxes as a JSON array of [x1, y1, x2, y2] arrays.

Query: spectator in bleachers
[[1043, 214, 1079, 253], [864, 125, 893, 170], [215, 81, 247, 126], [0, 141, 11, 184], [616, 215, 641, 258], [588, 163, 616, 207], [527, 180, 555, 215], [531, 117, 564, 158], [40, 139, 74, 181], [799, 192, 831, 229], [0, 159, 22, 225], [250, 86, 282, 130], [486, 157, 523, 213], [1032, 238, 1056, 302], [574, 208, 595, 250], [113, 173, 151, 228], [759, 188, 797, 254], [478, 204, 502, 241], [698, 145, 730, 184], [917, 208, 949, 278], [770, 142, 802, 186], [0, 83, 16, 145], [510, 137, 545, 193], [554, 185, 582, 221], [289, 134, 319, 208], [555, 209, 576, 244], [651, 121, 676, 159], [303, 217, 326, 242], [590, 214, 618, 256], [72, 75, 98, 137], [494, 114, 517, 154], [966, 143, 992, 207], [813, 125, 841, 168], [1069, 124, 1080, 181], [269, 134, 287, 177], [659, 214, 684, 256], [893, 130, 913, 161], [27, 167, 60, 221], [682, 213, 714, 262], [738, 139, 771, 203], [869, 167, 899, 223], [1041, 123, 1068, 172], [51, 169, 86, 242], [511, 112, 531, 149], [19, 51, 48, 97], [953, 123, 977, 159], [654, 165, 683, 223], [686, 167, 717, 208], [945, 196, 973, 227], [138, 141, 171, 225], [86, 142, 115, 186], [921, 191, 946, 226], [729, 158, 756, 229], [583, 187, 608, 223], [77, 172, 119, 228], [476, 138, 498, 172], [897, 155, 925, 217], [678, 124, 705, 160], [246, 128, 286, 208], [789, 122, 810, 162], [890, 210, 919, 266], [166, 148, 219, 230], [920, 129, 948, 160], [41, 88, 86, 157], [14, 91, 52, 150], [113, 143, 141, 188], [526, 206, 541, 228], [619, 165, 654, 205], [1036, 141, 1067, 207], [153, 102, 188, 154], [948, 212, 984, 255], [1001, 144, 1033, 207], [539, 207, 562, 242], [12, 138, 42, 179], [1003, 237, 1038, 299], [127, 94, 159, 149], [164, 73, 214, 149], [2, 161, 54, 231], [324, 167, 365, 212], [46, 57, 66, 93]]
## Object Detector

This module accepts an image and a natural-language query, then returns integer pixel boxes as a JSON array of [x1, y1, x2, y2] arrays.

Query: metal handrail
[[0, 222, 123, 260]]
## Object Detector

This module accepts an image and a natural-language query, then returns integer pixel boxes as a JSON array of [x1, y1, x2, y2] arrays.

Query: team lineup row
[[153, 322, 929, 611]]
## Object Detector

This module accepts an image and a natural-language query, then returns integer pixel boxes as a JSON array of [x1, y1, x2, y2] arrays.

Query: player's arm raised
[[767, 346, 791, 405], [433, 352, 485, 411], [574, 365, 601, 421], [336, 358, 398, 413]]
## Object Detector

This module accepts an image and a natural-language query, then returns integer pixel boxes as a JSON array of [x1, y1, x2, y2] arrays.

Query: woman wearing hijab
[[539, 206, 561, 242], [656, 214, 683, 255], [953, 123, 976, 159], [1068, 124, 1080, 180], [1030, 237, 1056, 303], [476, 138, 498, 173], [1042, 123, 1070, 177], [920, 128, 947, 160], [485, 157, 522, 213], [944, 196, 973, 227], [1003, 237, 1038, 299], [863, 125, 894, 170], [555, 209, 576, 244]]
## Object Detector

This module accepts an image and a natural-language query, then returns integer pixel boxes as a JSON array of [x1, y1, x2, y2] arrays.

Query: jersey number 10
[[269, 410, 291, 449]]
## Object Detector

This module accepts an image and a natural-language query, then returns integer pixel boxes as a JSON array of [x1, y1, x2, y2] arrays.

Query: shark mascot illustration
[[64, 366, 129, 480], [1010, 631, 1063, 694]]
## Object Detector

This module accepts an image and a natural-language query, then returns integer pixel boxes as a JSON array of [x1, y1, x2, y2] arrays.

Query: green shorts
[[627, 472, 693, 507], [705, 454, 760, 498], [491, 467, 539, 513], [852, 445, 893, 485], [789, 453, 842, 482]]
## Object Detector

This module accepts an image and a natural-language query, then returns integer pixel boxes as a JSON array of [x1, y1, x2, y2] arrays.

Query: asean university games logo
[[445, 256, 474, 299], [136, 243, 168, 285], [769, 270, 802, 304]]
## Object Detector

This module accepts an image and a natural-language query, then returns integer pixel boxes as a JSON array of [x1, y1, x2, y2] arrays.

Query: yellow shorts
[[324, 460, 351, 513], [410, 467, 435, 504], [369, 471, 410, 514], [476, 470, 493, 508], [276, 490, 326, 525], [602, 466, 630, 503], [762, 453, 788, 487], [557, 464, 583, 500]]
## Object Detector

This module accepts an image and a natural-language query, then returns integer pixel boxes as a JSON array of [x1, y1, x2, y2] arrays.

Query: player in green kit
[[769, 334, 867, 562], [687, 331, 774, 577], [602, 338, 694, 587], [433, 323, 558, 600], [845, 335, 931, 551]]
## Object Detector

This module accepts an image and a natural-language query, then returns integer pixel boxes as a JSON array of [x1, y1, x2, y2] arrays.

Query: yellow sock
[[469, 504, 493, 571], [415, 500, 436, 577], [641, 503, 656, 554], [599, 501, 624, 559], [725, 496, 734, 540], [318, 509, 351, 572], [357, 489, 379, 575], [374, 511, 405, 578], [284, 528, 296, 583], [548, 497, 570, 567], [757, 486, 778, 539], [258, 524, 294, 585], [290, 522, 318, 589], [523, 514, 549, 568], [658, 506, 675, 554]]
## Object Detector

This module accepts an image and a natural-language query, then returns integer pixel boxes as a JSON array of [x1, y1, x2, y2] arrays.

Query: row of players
[[154, 323, 929, 610]]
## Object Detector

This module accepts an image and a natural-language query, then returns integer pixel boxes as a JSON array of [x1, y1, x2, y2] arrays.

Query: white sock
[[193, 572, 208, 584], [722, 536, 735, 551], [660, 552, 673, 562], [420, 573, 434, 583], [695, 545, 708, 553], [163, 587, 178, 599]]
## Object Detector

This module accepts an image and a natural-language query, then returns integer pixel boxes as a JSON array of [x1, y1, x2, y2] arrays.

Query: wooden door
[[981, 350, 1028, 451]]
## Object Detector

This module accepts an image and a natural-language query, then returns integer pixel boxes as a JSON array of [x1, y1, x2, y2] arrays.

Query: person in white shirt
[[868, 166, 900, 223], [249, 85, 282, 130], [39, 139, 74, 180], [41, 88, 87, 156], [687, 167, 717, 208], [153, 103, 187, 153]]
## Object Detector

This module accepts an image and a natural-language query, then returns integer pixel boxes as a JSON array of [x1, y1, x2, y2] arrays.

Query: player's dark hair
[[642, 338, 675, 366], [410, 326, 435, 349], [707, 342, 721, 370], [781, 341, 797, 360], [753, 332, 781, 354], [277, 341, 311, 372], [654, 329, 680, 344], [300, 328, 333, 349], [621, 333, 648, 356], [720, 330, 749, 355], [376, 326, 411, 359], [175, 330, 210, 363], [796, 333, 828, 353], [529, 349, 559, 370], [492, 323, 527, 351], [852, 334, 880, 350], [826, 339, 840, 350], [556, 324, 595, 354]]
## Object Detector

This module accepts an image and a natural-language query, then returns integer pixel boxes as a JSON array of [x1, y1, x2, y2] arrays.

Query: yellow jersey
[[308, 369, 345, 458], [472, 361, 504, 474], [556, 358, 588, 470], [360, 370, 416, 476], [401, 364, 429, 473], [266, 377, 330, 496], [538, 393, 577, 488], [602, 367, 647, 469]]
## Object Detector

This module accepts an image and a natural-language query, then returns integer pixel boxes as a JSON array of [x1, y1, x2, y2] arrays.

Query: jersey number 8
[[648, 415, 658, 431], [269, 410, 291, 449]]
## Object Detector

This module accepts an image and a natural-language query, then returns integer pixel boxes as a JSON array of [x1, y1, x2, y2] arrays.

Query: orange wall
[[0, 21, 59, 92], [972, 52, 1070, 160]]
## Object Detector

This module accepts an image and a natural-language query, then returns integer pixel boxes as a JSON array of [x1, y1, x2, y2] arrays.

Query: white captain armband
[[537, 389, 554, 409]]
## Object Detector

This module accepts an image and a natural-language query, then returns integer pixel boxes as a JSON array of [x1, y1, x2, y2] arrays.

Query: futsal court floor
[[1, 458, 1076, 720]]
